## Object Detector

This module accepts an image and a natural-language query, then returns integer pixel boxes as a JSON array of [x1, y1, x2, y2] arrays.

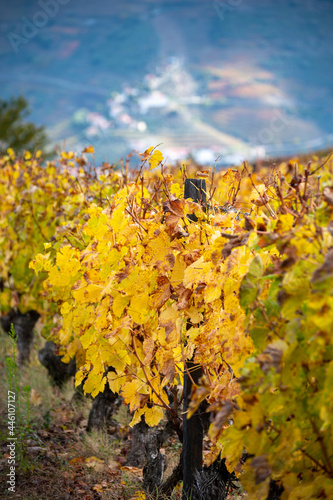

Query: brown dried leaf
[[165, 213, 180, 229], [323, 187, 333, 205], [29, 389, 42, 406], [69, 456, 85, 466], [114, 266, 131, 283], [184, 249, 201, 266], [251, 455, 271, 484], [16, 171, 25, 188], [221, 233, 250, 259], [139, 394, 150, 408], [311, 248, 333, 283], [244, 215, 256, 231], [166, 252, 175, 268], [257, 232, 280, 248], [171, 225, 189, 239], [186, 200, 203, 215], [177, 286, 192, 310], [163, 198, 185, 218], [195, 282, 206, 294], [121, 466, 143, 478], [143, 338, 155, 365], [85, 456, 105, 472], [221, 168, 238, 184], [157, 276, 169, 287], [161, 355, 175, 383], [212, 400, 234, 429], [160, 320, 176, 340], [150, 277, 171, 309], [257, 344, 284, 374]]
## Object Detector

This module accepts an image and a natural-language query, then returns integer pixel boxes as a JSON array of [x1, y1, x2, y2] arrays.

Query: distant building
[[138, 91, 170, 114]]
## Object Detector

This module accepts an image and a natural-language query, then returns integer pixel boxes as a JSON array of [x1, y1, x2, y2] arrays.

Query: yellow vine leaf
[[149, 150, 164, 170], [121, 380, 145, 412], [113, 293, 130, 318], [144, 406, 164, 427]]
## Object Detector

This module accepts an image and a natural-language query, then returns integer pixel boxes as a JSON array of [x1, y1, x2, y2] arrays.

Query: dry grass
[[0, 329, 183, 499], [0, 328, 246, 499]]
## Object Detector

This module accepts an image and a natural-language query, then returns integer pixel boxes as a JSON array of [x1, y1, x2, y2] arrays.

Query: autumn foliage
[[1, 145, 333, 499]]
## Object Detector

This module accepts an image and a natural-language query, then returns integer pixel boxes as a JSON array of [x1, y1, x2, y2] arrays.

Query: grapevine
[[1, 145, 333, 498]]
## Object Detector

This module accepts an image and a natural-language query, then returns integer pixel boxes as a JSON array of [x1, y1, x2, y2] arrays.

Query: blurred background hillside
[[0, 0, 333, 165]]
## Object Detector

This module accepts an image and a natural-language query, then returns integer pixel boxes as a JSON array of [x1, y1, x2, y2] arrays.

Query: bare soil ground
[[0, 330, 246, 500]]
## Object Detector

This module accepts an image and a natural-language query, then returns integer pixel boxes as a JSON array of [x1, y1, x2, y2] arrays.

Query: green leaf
[[248, 255, 264, 278], [250, 325, 268, 351], [239, 280, 259, 309], [240, 255, 264, 308]]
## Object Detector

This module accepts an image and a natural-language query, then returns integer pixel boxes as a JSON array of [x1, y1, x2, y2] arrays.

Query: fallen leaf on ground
[[85, 456, 105, 471], [121, 466, 143, 478], [69, 456, 85, 466], [30, 389, 42, 405]]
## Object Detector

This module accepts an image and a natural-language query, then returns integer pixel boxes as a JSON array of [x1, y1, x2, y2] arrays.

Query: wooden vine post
[[182, 178, 206, 500]]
